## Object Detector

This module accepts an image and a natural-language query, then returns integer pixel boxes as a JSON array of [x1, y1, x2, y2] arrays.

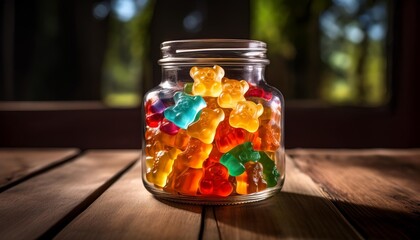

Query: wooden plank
[[0, 148, 79, 190], [55, 162, 203, 240], [0, 150, 139, 240], [202, 207, 221, 240], [289, 149, 420, 239], [204, 156, 362, 240]]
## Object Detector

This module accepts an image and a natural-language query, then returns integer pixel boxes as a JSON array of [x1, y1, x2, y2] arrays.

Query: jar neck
[[159, 39, 269, 66], [161, 65, 266, 86]]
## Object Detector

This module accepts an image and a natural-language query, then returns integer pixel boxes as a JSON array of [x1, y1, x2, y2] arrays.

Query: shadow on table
[[209, 191, 419, 239], [153, 197, 203, 213]]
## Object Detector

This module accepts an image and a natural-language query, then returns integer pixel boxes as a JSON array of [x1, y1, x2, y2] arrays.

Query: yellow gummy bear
[[229, 101, 264, 133], [146, 148, 182, 187], [187, 108, 225, 144], [217, 78, 249, 108], [190, 65, 224, 97]]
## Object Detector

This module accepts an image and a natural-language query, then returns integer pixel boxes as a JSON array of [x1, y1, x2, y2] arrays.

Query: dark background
[[0, 0, 419, 149]]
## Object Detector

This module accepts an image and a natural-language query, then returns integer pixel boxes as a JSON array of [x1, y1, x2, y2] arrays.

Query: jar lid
[[158, 39, 270, 66]]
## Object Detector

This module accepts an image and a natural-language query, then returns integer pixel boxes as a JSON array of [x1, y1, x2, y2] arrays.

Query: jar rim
[[161, 39, 267, 47], [159, 39, 269, 66]]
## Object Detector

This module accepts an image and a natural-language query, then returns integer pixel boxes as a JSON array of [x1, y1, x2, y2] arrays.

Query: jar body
[[142, 40, 285, 204]]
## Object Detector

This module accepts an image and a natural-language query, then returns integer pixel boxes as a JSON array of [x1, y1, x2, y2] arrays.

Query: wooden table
[[0, 149, 419, 239]]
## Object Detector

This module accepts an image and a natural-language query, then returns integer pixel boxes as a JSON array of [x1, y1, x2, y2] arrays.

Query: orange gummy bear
[[173, 168, 203, 195], [175, 138, 213, 169], [157, 129, 190, 151], [251, 120, 281, 152]]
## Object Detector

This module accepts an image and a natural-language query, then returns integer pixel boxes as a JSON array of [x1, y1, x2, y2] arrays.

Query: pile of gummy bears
[[145, 65, 282, 197]]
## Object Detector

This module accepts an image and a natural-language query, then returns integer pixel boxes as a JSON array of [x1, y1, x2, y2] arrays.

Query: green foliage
[[102, 0, 155, 107], [251, 0, 389, 106]]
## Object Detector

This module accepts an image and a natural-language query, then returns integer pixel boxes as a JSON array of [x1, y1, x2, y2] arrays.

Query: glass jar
[[142, 39, 285, 204]]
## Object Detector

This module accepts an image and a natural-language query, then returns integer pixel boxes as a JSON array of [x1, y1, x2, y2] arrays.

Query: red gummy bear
[[199, 162, 233, 197], [145, 99, 166, 128], [203, 146, 223, 169], [160, 118, 180, 135], [244, 85, 273, 101], [215, 118, 247, 153]]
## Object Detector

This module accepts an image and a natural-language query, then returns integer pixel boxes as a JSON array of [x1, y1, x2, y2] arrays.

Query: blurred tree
[[102, 0, 155, 106], [252, 0, 389, 106]]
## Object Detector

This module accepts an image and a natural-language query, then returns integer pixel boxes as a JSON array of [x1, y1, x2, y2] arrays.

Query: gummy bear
[[157, 89, 177, 106], [258, 152, 280, 187], [173, 138, 213, 169], [145, 126, 158, 139], [259, 106, 281, 122], [235, 162, 267, 195], [174, 168, 203, 195], [219, 142, 260, 176], [163, 161, 183, 193], [145, 99, 166, 128], [190, 65, 224, 97], [199, 162, 233, 197], [203, 97, 219, 109], [217, 78, 249, 109], [244, 84, 273, 101], [146, 147, 182, 187], [203, 145, 223, 169], [215, 118, 248, 153], [158, 129, 190, 151], [187, 108, 225, 144], [251, 120, 281, 152], [145, 140, 165, 169], [229, 101, 264, 133], [160, 118, 180, 135], [164, 139, 213, 193], [184, 82, 193, 94], [164, 91, 207, 129]]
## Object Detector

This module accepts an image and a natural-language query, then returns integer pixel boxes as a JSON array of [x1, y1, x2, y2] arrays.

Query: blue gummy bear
[[164, 92, 207, 129]]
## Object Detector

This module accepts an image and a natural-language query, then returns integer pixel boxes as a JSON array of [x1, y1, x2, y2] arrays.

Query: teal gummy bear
[[220, 142, 260, 176], [164, 92, 206, 129], [258, 152, 280, 187]]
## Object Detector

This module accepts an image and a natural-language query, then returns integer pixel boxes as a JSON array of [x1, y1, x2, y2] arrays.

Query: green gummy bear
[[184, 82, 193, 94], [219, 152, 245, 176], [220, 142, 260, 176], [258, 152, 280, 187]]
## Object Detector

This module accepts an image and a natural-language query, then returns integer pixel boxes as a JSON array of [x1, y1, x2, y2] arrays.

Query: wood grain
[[203, 156, 362, 240], [289, 149, 420, 239], [55, 162, 203, 240], [0, 148, 79, 190], [0, 150, 139, 240], [202, 207, 221, 240]]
